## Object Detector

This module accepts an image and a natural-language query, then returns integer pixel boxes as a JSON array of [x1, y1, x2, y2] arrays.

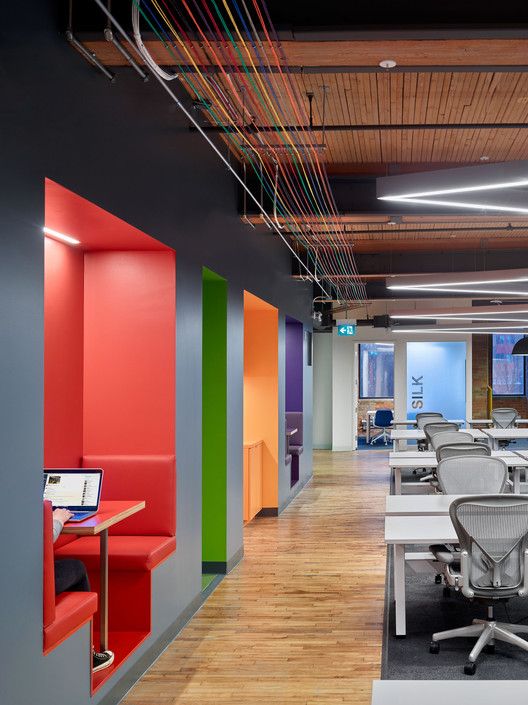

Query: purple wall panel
[[286, 320, 303, 412]]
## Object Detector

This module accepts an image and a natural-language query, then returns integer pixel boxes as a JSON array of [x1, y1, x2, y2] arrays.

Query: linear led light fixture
[[391, 310, 528, 318], [394, 324, 528, 331], [389, 286, 528, 296], [379, 197, 528, 215], [43, 226, 80, 246], [388, 277, 528, 289], [394, 329, 502, 335], [391, 316, 528, 323], [377, 161, 528, 215], [394, 327, 528, 334]]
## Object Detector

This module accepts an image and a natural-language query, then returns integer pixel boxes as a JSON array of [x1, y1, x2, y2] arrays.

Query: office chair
[[370, 408, 393, 445], [436, 455, 507, 495], [492, 407, 520, 448], [421, 440, 491, 488], [415, 413, 445, 451], [423, 422, 460, 448], [416, 412, 445, 428], [436, 442, 491, 461], [429, 495, 528, 675], [431, 430, 474, 452]]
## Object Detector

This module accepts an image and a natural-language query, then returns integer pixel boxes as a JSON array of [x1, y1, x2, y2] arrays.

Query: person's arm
[[52, 508, 74, 542]]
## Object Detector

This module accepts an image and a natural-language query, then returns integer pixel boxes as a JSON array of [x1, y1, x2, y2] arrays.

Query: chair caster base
[[435, 574, 442, 584], [429, 641, 440, 654], [464, 661, 477, 676], [443, 586, 451, 598]]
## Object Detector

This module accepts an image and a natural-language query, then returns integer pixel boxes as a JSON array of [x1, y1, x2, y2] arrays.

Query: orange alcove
[[44, 178, 176, 692], [243, 291, 279, 513]]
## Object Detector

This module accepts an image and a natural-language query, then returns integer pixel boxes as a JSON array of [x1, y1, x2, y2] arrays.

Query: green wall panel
[[202, 268, 227, 564]]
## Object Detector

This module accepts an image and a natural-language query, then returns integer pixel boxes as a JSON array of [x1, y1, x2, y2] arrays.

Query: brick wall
[[472, 335, 490, 418], [357, 398, 394, 436], [472, 334, 528, 417]]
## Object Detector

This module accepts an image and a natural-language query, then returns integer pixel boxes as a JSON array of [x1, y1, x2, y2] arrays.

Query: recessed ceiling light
[[43, 226, 80, 246], [379, 59, 397, 69]]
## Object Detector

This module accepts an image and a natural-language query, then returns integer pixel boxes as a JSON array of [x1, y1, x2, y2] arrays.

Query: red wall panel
[[83, 252, 176, 455], [44, 238, 84, 466]]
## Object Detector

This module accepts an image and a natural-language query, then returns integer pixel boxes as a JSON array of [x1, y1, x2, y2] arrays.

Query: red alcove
[[44, 178, 176, 691]]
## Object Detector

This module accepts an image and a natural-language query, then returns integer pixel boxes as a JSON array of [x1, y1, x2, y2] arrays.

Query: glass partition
[[406, 341, 466, 420]]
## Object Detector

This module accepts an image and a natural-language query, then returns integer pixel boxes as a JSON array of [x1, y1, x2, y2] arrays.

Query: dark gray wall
[[1, 3, 313, 704]]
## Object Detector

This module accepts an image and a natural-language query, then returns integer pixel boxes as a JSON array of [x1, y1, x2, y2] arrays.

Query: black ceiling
[[64, 0, 528, 33]]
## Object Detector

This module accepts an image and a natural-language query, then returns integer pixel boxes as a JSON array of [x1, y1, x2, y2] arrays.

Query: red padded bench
[[55, 455, 176, 571], [43, 500, 98, 654]]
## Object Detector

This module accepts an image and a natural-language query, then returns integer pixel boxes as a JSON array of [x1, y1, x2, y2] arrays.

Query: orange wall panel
[[244, 299, 278, 508], [44, 238, 84, 467], [83, 251, 176, 455]]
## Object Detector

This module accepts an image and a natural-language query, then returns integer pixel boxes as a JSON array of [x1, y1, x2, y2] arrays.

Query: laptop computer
[[43, 468, 103, 522]]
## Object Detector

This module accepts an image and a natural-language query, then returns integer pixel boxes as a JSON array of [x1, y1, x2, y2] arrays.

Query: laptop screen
[[43, 469, 103, 511]]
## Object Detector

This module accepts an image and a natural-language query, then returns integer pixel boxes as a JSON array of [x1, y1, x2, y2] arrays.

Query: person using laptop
[[52, 509, 114, 673]]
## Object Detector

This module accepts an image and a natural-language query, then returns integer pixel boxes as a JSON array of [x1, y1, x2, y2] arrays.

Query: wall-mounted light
[[43, 226, 80, 246]]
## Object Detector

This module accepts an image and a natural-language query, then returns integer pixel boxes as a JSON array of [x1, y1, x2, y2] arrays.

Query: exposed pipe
[[191, 121, 528, 133], [73, 56, 528, 75], [104, 27, 149, 82], [67, 0, 115, 82], [66, 30, 116, 82], [89, 0, 333, 299]]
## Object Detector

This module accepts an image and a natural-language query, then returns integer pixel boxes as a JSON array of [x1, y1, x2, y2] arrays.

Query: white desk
[[385, 514, 456, 636], [388, 449, 526, 494], [386, 494, 466, 516], [371, 680, 528, 705], [390, 428, 486, 452], [391, 418, 465, 427], [483, 427, 528, 450], [468, 418, 528, 427]]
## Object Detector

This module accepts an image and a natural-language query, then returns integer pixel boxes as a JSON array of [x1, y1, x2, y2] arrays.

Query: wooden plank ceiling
[[86, 35, 528, 255]]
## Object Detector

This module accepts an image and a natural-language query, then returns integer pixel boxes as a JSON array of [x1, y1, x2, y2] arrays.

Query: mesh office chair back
[[430, 430, 474, 451], [437, 456, 507, 495], [436, 442, 491, 462], [492, 407, 519, 429], [450, 495, 528, 597], [416, 412, 444, 429], [423, 422, 459, 444]]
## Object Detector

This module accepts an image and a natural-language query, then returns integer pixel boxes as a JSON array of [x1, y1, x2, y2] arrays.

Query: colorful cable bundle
[[132, 0, 366, 302]]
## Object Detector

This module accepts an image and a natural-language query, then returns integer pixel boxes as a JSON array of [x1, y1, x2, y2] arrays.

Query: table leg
[[394, 467, 401, 495], [393, 543, 406, 637], [100, 528, 109, 652], [366, 415, 371, 444], [513, 467, 521, 494]]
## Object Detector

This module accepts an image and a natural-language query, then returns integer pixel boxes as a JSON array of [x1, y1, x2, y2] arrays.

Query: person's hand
[[53, 508, 74, 524]]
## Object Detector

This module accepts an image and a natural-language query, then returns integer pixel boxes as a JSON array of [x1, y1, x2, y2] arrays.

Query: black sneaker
[[93, 650, 115, 673]]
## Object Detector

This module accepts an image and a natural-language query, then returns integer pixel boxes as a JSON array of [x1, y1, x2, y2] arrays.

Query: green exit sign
[[337, 324, 356, 336]]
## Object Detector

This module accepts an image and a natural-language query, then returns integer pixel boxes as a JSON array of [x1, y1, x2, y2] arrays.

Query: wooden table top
[[61, 499, 145, 536]]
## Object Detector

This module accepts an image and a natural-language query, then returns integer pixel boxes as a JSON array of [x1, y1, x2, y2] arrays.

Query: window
[[359, 343, 394, 398], [492, 334, 525, 396]]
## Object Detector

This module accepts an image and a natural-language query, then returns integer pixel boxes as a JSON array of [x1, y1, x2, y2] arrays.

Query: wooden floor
[[124, 450, 390, 705]]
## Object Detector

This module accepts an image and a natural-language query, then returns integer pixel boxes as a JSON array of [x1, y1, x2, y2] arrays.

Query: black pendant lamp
[[512, 337, 528, 355]]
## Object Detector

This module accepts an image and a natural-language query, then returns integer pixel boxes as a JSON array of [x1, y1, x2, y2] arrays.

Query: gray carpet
[[382, 548, 528, 679]]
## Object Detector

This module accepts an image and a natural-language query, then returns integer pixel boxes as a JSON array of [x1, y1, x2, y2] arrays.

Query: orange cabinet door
[[243, 446, 250, 522], [248, 442, 263, 521]]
